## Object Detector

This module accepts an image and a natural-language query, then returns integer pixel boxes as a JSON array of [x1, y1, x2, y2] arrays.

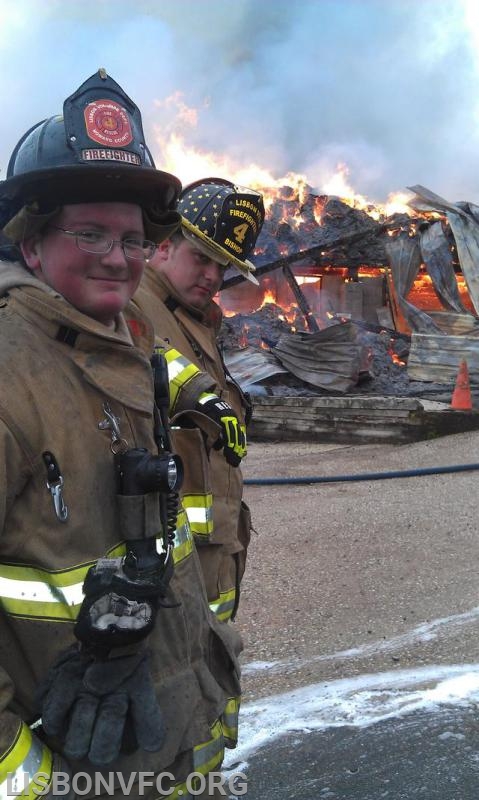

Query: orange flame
[[260, 289, 277, 307], [152, 94, 413, 219]]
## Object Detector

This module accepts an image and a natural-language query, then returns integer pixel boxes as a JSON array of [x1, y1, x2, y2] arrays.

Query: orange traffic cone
[[451, 359, 472, 410]]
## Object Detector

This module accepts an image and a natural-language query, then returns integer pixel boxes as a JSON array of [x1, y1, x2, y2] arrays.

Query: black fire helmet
[[178, 177, 265, 284], [0, 68, 181, 243]]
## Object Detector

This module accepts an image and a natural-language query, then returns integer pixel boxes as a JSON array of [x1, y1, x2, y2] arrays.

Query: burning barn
[[216, 183, 479, 443]]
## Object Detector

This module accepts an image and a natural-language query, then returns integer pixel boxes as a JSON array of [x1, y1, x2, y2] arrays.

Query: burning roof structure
[[218, 181, 479, 399]]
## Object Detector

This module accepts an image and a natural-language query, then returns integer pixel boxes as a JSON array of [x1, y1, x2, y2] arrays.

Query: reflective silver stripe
[[182, 494, 213, 537], [160, 721, 225, 800], [0, 513, 193, 619], [221, 698, 240, 742], [185, 507, 212, 525], [0, 576, 84, 606], [192, 720, 224, 773], [209, 589, 236, 622], [165, 350, 199, 383], [198, 393, 217, 405], [0, 723, 52, 800], [157, 510, 193, 565], [167, 357, 189, 380]]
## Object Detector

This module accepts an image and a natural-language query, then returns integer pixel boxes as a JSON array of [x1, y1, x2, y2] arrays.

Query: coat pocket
[[236, 500, 252, 585], [170, 425, 213, 542]]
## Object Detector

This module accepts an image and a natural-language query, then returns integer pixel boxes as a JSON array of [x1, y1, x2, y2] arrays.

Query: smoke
[[0, 0, 478, 201]]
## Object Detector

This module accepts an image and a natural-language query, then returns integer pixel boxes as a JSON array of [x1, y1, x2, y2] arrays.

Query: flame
[[322, 163, 371, 208], [153, 95, 414, 220], [388, 348, 406, 367], [260, 289, 277, 306]]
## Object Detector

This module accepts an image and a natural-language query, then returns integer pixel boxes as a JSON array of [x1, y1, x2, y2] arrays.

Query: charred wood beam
[[332, 315, 411, 342], [222, 219, 418, 289], [282, 263, 321, 333]]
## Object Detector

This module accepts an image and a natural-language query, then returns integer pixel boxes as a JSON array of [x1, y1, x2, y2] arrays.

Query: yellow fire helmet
[[178, 178, 265, 285]]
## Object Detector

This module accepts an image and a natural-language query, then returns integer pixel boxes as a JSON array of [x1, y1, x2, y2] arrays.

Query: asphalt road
[[228, 429, 479, 799], [232, 706, 479, 800]]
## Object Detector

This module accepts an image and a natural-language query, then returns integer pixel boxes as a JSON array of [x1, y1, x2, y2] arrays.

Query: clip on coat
[[42, 451, 68, 522]]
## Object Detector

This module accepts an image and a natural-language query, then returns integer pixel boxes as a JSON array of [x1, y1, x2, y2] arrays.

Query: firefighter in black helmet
[[0, 68, 180, 247], [0, 72, 242, 798], [134, 177, 265, 623]]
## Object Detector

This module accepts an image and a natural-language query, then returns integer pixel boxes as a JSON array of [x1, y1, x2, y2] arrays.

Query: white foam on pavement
[[225, 663, 479, 769], [242, 604, 479, 676]]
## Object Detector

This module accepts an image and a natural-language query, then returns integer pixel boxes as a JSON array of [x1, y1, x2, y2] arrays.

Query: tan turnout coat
[[134, 268, 252, 620], [0, 262, 241, 799]]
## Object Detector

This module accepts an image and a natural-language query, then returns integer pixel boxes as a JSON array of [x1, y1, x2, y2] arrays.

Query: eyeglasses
[[48, 226, 157, 260]]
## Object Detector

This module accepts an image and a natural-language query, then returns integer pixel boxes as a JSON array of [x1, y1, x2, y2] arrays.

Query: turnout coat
[[134, 268, 252, 622], [0, 262, 241, 799]]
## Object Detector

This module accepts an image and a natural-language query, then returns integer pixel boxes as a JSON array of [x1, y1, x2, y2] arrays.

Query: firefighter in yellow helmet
[[0, 73, 241, 799], [134, 178, 265, 622]]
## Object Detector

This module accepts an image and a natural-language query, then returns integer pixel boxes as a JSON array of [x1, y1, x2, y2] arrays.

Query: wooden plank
[[384, 267, 410, 334], [408, 332, 479, 382], [376, 306, 395, 329], [251, 396, 423, 410], [361, 276, 385, 324], [343, 282, 363, 319], [248, 395, 479, 445], [427, 311, 478, 336]]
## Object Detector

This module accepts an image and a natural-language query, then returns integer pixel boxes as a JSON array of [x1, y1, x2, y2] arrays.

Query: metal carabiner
[[42, 451, 69, 523], [98, 401, 128, 453], [47, 475, 69, 523]]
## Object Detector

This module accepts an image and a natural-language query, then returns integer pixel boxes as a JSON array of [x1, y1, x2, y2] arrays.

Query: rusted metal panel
[[223, 347, 287, 386], [420, 221, 470, 313], [384, 232, 442, 334], [407, 184, 479, 316], [273, 323, 363, 393]]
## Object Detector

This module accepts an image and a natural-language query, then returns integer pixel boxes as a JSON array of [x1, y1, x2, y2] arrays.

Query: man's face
[[21, 202, 146, 326], [150, 237, 225, 310]]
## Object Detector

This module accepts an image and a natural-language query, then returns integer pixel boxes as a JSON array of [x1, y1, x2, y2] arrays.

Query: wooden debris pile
[[221, 183, 479, 394]]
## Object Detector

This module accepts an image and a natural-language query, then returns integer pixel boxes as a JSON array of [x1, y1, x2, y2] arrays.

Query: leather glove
[[39, 645, 165, 766], [197, 395, 247, 467]]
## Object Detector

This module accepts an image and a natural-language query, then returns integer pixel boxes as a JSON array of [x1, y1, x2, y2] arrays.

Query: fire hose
[[243, 461, 479, 486]]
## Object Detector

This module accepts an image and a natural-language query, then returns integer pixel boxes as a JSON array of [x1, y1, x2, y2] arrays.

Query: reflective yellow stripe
[[165, 719, 225, 800], [221, 697, 240, 745], [165, 349, 201, 412], [182, 493, 213, 537], [0, 723, 52, 800], [209, 588, 236, 622], [0, 511, 194, 620]]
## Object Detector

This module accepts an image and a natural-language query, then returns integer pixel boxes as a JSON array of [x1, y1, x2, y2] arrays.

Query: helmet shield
[[0, 69, 181, 239], [178, 178, 265, 284]]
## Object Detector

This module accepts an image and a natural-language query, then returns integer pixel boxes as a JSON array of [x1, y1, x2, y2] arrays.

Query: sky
[[1, 0, 479, 204]]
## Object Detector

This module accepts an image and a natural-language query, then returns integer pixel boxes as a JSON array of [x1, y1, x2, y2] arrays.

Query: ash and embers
[[218, 185, 476, 401], [219, 305, 454, 401]]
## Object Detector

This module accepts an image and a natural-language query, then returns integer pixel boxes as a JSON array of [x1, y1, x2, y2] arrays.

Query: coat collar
[[9, 286, 155, 414], [143, 267, 224, 333]]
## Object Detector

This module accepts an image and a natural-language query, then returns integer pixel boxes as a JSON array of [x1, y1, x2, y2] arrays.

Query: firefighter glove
[[39, 645, 165, 766], [197, 395, 247, 467], [73, 557, 161, 652]]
